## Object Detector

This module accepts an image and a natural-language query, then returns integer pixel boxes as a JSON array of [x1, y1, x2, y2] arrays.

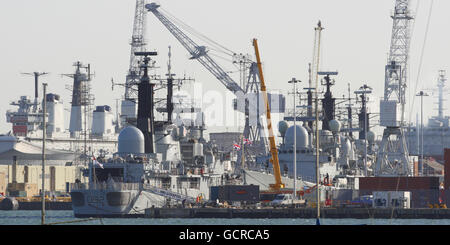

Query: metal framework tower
[[319, 71, 338, 131], [375, 0, 413, 176], [121, 0, 148, 126], [64, 61, 95, 139], [436, 70, 447, 121], [125, 0, 147, 100], [242, 62, 268, 154]]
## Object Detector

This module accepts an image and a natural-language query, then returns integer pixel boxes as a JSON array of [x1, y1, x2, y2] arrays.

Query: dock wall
[[145, 207, 450, 219]]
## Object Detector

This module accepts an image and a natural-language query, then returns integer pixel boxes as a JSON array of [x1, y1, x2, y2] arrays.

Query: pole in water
[[288, 78, 301, 200], [316, 218, 320, 225], [41, 83, 48, 225]]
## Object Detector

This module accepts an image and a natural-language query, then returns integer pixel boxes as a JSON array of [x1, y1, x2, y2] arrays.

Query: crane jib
[[146, 3, 245, 96]]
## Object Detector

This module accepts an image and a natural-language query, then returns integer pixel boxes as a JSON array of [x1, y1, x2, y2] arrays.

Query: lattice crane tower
[[374, 0, 414, 176], [121, 0, 148, 125]]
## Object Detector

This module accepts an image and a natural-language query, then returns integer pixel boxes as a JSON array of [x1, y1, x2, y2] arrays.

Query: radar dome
[[285, 125, 308, 148], [367, 130, 376, 143], [328, 119, 341, 133], [118, 126, 145, 154], [278, 121, 289, 136]]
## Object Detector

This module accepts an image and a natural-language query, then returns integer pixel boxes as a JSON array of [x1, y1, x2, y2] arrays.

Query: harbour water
[[1, 210, 449, 225]]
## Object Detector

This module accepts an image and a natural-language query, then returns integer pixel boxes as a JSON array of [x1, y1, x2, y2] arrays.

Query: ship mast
[[21, 72, 49, 113], [436, 70, 447, 121]]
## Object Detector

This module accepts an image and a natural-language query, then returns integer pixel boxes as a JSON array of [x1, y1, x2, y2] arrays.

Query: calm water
[[0, 210, 449, 225]]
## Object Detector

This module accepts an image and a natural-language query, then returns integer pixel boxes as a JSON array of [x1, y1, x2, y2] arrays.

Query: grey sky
[[0, 0, 448, 137]]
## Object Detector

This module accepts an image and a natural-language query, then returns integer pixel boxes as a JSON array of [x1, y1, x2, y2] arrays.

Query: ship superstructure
[[407, 70, 450, 161], [70, 51, 237, 217], [245, 71, 366, 190], [1, 63, 119, 166]]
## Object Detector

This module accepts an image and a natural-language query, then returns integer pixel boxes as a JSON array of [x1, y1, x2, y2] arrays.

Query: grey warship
[[70, 52, 236, 217]]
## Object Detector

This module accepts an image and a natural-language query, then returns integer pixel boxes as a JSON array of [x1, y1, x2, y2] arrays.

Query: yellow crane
[[252, 38, 284, 190]]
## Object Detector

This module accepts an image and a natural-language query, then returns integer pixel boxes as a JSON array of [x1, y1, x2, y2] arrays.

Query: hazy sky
[[0, 0, 448, 137]]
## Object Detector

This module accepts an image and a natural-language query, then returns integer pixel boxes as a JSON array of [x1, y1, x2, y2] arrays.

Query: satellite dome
[[278, 121, 289, 136], [328, 119, 341, 133], [367, 130, 376, 143], [285, 124, 308, 148], [118, 126, 145, 154]]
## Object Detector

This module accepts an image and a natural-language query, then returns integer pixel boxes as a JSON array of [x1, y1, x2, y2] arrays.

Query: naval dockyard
[[1, 0, 450, 221]]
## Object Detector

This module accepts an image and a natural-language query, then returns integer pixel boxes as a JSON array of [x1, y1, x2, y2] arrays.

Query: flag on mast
[[92, 155, 104, 169], [243, 138, 252, 145]]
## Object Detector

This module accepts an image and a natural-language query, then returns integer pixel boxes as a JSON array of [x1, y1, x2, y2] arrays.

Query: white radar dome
[[328, 119, 341, 133], [285, 125, 309, 148], [118, 126, 145, 154]]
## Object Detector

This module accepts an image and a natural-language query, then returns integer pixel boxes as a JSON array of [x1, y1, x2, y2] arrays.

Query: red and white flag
[[243, 138, 252, 145], [92, 156, 104, 169], [233, 144, 241, 150]]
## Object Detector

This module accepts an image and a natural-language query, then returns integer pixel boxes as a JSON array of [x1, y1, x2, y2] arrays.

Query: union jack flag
[[92, 155, 104, 169]]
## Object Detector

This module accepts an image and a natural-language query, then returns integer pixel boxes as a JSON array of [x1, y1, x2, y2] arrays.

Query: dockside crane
[[120, 0, 148, 126], [145, 2, 284, 162], [252, 38, 284, 190], [375, 0, 413, 176], [145, 3, 244, 95]]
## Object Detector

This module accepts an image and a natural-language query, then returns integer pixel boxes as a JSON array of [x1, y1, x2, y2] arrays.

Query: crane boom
[[252, 38, 284, 190], [145, 3, 244, 95]]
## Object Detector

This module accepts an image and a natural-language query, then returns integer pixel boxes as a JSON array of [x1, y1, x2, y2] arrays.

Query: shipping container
[[373, 191, 410, 208], [213, 185, 260, 203], [359, 176, 440, 191]]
